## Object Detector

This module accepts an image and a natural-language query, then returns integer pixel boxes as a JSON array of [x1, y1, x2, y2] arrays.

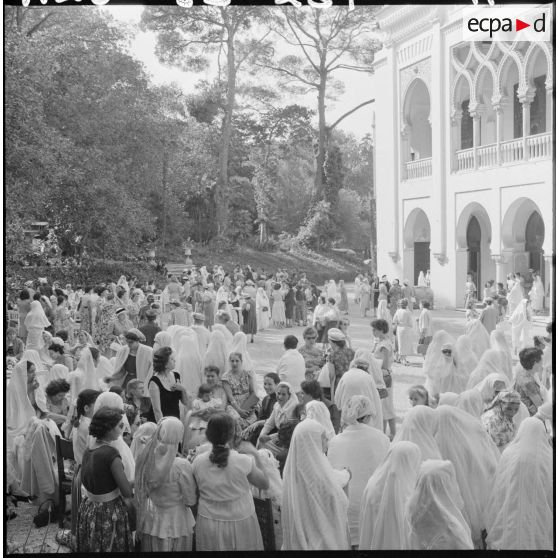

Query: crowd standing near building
[[5, 263, 553, 551]]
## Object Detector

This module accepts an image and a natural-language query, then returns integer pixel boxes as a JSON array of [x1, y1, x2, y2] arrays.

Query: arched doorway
[[403, 209, 431, 285], [467, 216, 482, 289], [525, 211, 545, 286]]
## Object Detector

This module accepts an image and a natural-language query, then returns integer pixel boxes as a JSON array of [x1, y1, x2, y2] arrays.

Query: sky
[[104, 5, 375, 139]]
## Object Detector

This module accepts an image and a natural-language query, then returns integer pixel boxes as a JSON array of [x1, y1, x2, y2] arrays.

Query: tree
[[141, 6, 273, 237], [258, 7, 380, 197]]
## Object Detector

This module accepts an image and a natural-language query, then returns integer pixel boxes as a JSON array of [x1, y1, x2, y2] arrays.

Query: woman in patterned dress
[[221, 352, 258, 430], [371, 318, 396, 440]]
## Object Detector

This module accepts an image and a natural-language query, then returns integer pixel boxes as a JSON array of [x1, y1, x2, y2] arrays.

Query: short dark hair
[[55, 330, 68, 342], [284, 335, 299, 350], [109, 385, 124, 396], [400, 299, 409, 309], [518, 347, 543, 371], [48, 344, 64, 355], [76, 389, 100, 419], [370, 319, 389, 334], [19, 289, 30, 300], [264, 372, 281, 385], [197, 383, 213, 397], [300, 379, 322, 400], [153, 347, 173, 373], [33, 292, 42, 301], [327, 297, 336, 305], [204, 365, 221, 377], [89, 408, 124, 440], [45, 379, 70, 398]]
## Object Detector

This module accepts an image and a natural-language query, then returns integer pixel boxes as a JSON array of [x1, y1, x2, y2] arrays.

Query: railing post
[[493, 101, 504, 165], [469, 104, 482, 170]]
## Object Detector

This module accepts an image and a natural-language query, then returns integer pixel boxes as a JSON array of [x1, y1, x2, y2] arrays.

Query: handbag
[[317, 363, 331, 388]]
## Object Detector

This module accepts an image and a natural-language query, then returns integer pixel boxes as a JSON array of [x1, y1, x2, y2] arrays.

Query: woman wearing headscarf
[[405, 460, 474, 550], [485, 417, 552, 550], [392, 299, 414, 365], [352, 348, 386, 393], [130, 422, 157, 463], [93, 391, 136, 482], [231, 331, 254, 372], [135, 417, 197, 551], [394, 405, 441, 461], [333, 366, 383, 431], [454, 388, 484, 419], [328, 396, 390, 547], [465, 318, 491, 360], [509, 299, 532, 354], [481, 390, 521, 452], [359, 278, 371, 318], [255, 287, 270, 331], [489, 329, 513, 381], [358, 441, 422, 550], [434, 405, 500, 548], [256, 382, 298, 460], [24, 300, 51, 351], [422, 330, 453, 397], [281, 419, 351, 550], [304, 399, 336, 442], [67, 346, 101, 415], [203, 330, 229, 377], [454, 334, 478, 379], [465, 348, 507, 389], [153, 331, 172, 353], [506, 280, 524, 316], [528, 273, 545, 314], [175, 329, 204, 396]]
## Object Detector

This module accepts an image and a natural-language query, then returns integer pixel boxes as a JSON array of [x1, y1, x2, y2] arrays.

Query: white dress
[[271, 290, 286, 326]]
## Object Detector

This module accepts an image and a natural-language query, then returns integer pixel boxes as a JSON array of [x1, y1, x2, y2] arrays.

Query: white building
[[371, 5, 553, 309]]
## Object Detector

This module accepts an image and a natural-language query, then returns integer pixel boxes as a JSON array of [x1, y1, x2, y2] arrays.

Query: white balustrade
[[500, 138, 524, 164], [477, 144, 498, 168], [456, 148, 474, 171], [405, 157, 432, 180], [527, 132, 552, 160]]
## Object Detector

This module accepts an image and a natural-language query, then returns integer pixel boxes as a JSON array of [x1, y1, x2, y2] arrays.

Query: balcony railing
[[404, 157, 432, 180], [455, 132, 551, 172]]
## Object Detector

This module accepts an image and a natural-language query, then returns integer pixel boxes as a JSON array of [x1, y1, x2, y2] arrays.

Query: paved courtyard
[[6, 284, 549, 553]]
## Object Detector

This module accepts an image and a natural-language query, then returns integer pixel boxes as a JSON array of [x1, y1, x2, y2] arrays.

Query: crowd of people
[[4, 263, 553, 551]]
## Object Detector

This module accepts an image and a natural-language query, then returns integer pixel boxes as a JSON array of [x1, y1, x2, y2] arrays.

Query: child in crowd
[[408, 385, 429, 407], [45, 379, 71, 429], [188, 384, 221, 447]]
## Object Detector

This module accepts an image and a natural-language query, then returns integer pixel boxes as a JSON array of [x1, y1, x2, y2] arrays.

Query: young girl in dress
[[135, 417, 197, 551], [188, 383, 221, 448], [77, 408, 134, 553]]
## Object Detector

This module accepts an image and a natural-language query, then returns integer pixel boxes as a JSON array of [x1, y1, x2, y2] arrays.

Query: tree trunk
[[215, 32, 236, 237], [314, 72, 327, 197]]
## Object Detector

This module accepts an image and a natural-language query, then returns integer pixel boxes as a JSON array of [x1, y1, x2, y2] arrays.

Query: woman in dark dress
[[77, 408, 134, 553], [148, 347, 189, 422], [284, 284, 296, 328], [241, 293, 257, 343]]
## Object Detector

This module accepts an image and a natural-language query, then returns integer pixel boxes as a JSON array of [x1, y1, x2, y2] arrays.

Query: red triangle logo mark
[[516, 19, 530, 31]]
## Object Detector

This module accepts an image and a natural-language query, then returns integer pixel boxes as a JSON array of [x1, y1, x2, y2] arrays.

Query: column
[[544, 254, 554, 316], [450, 105, 462, 171], [491, 255, 506, 284], [545, 84, 553, 134], [469, 104, 482, 170], [492, 98, 505, 166], [518, 88, 534, 161], [400, 123, 411, 180]]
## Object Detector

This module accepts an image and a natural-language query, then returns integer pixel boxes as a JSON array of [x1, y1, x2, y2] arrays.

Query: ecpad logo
[[462, 5, 551, 42]]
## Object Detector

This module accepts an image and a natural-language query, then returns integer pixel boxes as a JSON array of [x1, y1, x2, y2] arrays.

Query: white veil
[[394, 405, 441, 461]]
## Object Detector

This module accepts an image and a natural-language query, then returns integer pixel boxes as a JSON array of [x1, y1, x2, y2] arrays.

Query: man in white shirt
[[277, 335, 306, 390]]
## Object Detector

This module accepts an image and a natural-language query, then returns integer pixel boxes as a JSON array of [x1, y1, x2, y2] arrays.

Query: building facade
[[371, 5, 553, 309]]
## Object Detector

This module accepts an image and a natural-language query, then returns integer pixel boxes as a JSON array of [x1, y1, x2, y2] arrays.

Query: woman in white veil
[[358, 441, 422, 550], [417, 271, 427, 287], [422, 330, 454, 397], [231, 332, 254, 372], [405, 460, 474, 550], [455, 388, 484, 419], [506, 281, 524, 316], [489, 329, 513, 381], [202, 330, 229, 378], [465, 319, 491, 360], [304, 399, 336, 442], [466, 349, 508, 389], [153, 331, 172, 353], [529, 274, 545, 313], [434, 405, 500, 548], [175, 329, 204, 396], [24, 300, 51, 351], [281, 419, 351, 550], [93, 392, 135, 482], [255, 287, 270, 331], [454, 335, 478, 380], [352, 348, 385, 391], [394, 405, 441, 461], [213, 323, 234, 351], [485, 417, 552, 550], [509, 299, 532, 354]]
